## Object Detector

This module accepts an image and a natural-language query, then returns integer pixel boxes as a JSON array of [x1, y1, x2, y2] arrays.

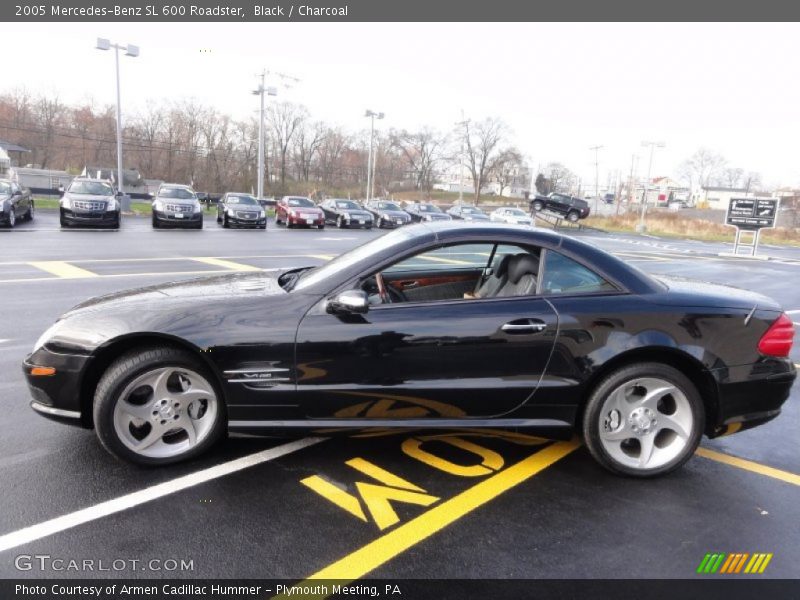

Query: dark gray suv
[[530, 193, 591, 222]]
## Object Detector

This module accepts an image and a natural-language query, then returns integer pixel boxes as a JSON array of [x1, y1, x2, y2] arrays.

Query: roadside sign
[[724, 197, 780, 257]]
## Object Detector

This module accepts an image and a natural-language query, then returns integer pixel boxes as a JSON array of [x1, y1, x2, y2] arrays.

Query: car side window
[[540, 251, 616, 295]]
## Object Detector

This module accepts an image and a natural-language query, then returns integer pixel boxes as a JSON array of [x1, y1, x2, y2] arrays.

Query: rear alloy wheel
[[26, 202, 34, 221], [6, 208, 15, 228], [582, 363, 703, 477], [337, 215, 345, 228], [94, 347, 225, 466], [377, 217, 383, 228], [567, 211, 580, 222], [532, 201, 544, 211]]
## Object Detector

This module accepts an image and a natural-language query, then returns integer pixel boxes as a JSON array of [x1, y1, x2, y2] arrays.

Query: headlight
[[61, 197, 72, 210], [105, 200, 118, 212], [154, 200, 165, 211], [193, 202, 202, 213], [259, 210, 266, 218], [424, 215, 432, 221], [227, 208, 236, 217]]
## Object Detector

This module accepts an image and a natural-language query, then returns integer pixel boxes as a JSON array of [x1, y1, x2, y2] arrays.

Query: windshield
[[0, 182, 11, 194], [294, 227, 417, 292], [506, 208, 526, 216], [287, 197, 314, 207], [419, 204, 441, 213], [227, 195, 258, 205], [158, 187, 195, 200], [68, 181, 114, 196], [335, 200, 359, 209], [376, 202, 402, 211], [461, 206, 481, 214]]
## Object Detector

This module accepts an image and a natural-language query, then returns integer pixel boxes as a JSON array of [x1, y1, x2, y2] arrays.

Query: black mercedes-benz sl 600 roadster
[[24, 223, 795, 475]]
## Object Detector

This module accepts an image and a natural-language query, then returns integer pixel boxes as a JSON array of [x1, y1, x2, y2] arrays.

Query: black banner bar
[[4, 0, 800, 22], [4, 579, 800, 600]]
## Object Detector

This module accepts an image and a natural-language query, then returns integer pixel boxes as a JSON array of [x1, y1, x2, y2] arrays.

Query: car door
[[294, 242, 558, 420]]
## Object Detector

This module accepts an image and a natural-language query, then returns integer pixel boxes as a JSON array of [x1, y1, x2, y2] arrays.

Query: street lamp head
[[125, 44, 139, 57], [96, 38, 110, 51], [377, 112, 385, 120], [266, 86, 278, 97]]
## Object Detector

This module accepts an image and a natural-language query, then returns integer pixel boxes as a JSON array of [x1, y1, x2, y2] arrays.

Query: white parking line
[[0, 339, 9, 344], [0, 437, 324, 553]]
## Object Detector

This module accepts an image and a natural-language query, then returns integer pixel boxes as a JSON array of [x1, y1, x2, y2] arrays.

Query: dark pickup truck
[[530, 193, 591, 222]]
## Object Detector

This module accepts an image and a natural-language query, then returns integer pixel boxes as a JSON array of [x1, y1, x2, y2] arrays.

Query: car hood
[[156, 198, 196, 205], [377, 210, 408, 218], [63, 272, 287, 318], [65, 194, 112, 203], [653, 275, 781, 311], [341, 209, 371, 217]]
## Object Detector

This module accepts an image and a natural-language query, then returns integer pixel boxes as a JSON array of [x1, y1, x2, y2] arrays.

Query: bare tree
[[546, 162, 577, 193], [292, 118, 326, 182], [491, 147, 524, 196], [267, 101, 305, 190], [679, 148, 727, 190], [459, 117, 508, 202], [718, 167, 744, 189], [392, 127, 445, 194]]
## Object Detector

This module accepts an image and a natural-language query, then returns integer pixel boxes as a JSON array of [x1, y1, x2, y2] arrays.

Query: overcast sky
[[4, 22, 799, 188]]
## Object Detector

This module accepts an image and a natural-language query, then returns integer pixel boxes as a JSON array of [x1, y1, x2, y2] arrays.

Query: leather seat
[[475, 253, 512, 298], [496, 253, 539, 297]]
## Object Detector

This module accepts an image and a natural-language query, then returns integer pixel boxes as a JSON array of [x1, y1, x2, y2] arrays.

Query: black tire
[[582, 362, 704, 478], [195, 219, 203, 230], [93, 346, 226, 466], [567, 211, 580, 222], [60, 213, 68, 228], [6, 208, 15, 228], [259, 223, 267, 230], [152, 214, 160, 229], [532, 201, 544, 211], [337, 215, 345, 229], [223, 214, 229, 228], [318, 224, 325, 230], [377, 217, 383, 228], [26, 201, 34, 221]]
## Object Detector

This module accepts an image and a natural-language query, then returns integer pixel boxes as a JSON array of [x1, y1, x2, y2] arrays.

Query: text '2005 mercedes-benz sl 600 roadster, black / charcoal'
[[23, 222, 795, 476]]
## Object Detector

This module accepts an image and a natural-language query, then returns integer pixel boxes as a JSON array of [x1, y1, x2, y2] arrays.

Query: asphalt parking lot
[[0, 209, 798, 582]]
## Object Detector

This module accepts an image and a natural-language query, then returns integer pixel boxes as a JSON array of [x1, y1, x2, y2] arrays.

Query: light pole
[[95, 38, 138, 198], [364, 110, 384, 201], [455, 113, 470, 204], [253, 72, 277, 201], [589, 145, 603, 214], [638, 141, 665, 232]]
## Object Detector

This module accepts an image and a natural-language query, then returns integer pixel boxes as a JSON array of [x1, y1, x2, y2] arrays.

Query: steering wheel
[[375, 273, 407, 304]]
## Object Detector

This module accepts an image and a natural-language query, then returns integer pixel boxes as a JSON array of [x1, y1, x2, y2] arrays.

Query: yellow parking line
[[192, 257, 261, 272], [28, 261, 98, 279], [307, 254, 334, 261], [696, 447, 800, 487], [294, 440, 580, 589]]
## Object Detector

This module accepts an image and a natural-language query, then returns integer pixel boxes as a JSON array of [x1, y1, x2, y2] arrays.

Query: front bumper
[[287, 214, 325, 227], [225, 215, 267, 228], [377, 215, 409, 228], [153, 209, 203, 226], [708, 358, 796, 437], [61, 208, 120, 227], [23, 347, 92, 428]]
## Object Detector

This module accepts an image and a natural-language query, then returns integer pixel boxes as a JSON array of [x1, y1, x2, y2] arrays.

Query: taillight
[[758, 313, 795, 357]]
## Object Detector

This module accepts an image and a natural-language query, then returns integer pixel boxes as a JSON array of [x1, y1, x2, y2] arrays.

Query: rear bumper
[[708, 359, 796, 437]]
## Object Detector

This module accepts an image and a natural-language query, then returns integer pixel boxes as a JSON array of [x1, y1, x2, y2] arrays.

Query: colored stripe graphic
[[699, 552, 773, 574]]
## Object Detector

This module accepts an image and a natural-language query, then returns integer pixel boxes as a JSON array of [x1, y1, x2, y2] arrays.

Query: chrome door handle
[[501, 319, 547, 334]]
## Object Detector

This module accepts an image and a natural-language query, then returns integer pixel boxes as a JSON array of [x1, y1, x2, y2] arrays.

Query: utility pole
[[252, 69, 299, 200], [638, 141, 665, 232], [364, 110, 384, 202], [455, 112, 470, 204], [589, 145, 603, 214]]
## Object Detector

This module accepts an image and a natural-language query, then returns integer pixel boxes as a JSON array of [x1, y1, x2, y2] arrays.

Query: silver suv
[[152, 184, 203, 229]]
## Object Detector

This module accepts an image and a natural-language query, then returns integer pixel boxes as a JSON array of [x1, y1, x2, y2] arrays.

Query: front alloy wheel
[[6, 208, 15, 228], [583, 363, 703, 477], [94, 347, 225, 465], [567, 211, 580, 222]]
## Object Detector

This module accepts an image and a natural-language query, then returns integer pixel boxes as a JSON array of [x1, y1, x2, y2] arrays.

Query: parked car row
[[1, 180, 537, 232]]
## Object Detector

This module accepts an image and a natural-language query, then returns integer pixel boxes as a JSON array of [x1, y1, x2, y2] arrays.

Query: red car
[[275, 196, 325, 229]]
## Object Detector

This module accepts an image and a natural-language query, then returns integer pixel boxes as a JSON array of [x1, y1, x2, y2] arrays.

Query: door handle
[[399, 280, 419, 289], [501, 319, 547, 334]]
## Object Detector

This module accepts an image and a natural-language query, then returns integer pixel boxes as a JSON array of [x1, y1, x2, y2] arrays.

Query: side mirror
[[326, 289, 369, 315], [115, 191, 123, 198]]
